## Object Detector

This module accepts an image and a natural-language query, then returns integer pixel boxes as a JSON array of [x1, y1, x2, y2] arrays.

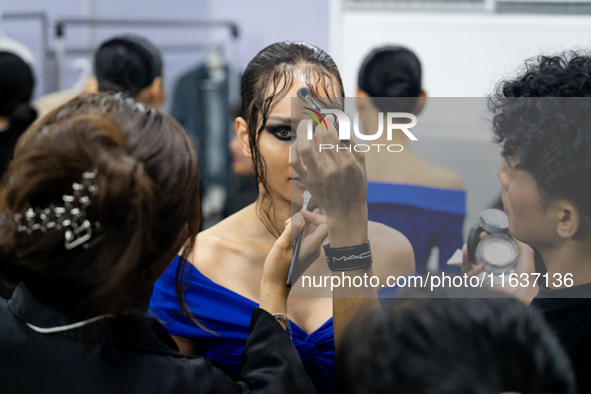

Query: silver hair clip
[[14, 169, 101, 250]]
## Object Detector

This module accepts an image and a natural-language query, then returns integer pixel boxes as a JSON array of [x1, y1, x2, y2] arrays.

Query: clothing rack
[[62, 43, 223, 56], [53, 17, 240, 91]]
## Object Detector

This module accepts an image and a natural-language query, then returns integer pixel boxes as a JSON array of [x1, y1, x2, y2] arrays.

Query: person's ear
[[413, 90, 427, 116], [356, 86, 369, 98], [149, 77, 166, 109], [556, 201, 582, 239], [235, 117, 252, 158], [138, 77, 165, 109], [356, 86, 370, 112]]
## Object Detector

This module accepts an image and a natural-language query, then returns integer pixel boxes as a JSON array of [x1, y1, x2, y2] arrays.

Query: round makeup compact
[[475, 233, 519, 274], [468, 209, 519, 274]]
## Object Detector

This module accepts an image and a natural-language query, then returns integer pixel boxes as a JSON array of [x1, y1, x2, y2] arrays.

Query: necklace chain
[[26, 314, 116, 334]]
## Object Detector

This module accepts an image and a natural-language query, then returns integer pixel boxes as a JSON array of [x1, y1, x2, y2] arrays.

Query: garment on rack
[[149, 256, 336, 393], [367, 182, 466, 274], [169, 62, 232, 204]]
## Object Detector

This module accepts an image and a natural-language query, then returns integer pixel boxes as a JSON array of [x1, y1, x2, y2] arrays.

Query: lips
[[290, 177, 307, 192]]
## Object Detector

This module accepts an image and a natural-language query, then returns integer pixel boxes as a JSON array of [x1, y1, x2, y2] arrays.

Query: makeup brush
[[297, 87, 339, 132], [298, 87, 323, 114], [286, 191, 311, 287]]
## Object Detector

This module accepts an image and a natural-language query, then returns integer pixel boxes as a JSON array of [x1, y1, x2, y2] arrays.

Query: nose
[[497, 161, 510, 191]]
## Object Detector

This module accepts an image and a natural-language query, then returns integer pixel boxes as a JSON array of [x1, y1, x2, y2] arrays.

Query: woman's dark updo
[[0, 51, 36, 125], [357, 45, 422, 112], [0, 51, 37, 178], [94, 35, 163, 97]]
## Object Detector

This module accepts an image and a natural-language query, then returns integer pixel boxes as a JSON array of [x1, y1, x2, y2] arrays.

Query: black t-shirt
[[531, 282, 591, 394]]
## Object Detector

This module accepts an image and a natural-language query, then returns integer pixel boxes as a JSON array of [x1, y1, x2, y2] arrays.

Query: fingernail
[[284, 218, 291, 228]]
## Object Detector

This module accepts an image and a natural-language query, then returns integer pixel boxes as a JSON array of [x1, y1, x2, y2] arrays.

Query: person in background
[[0, 51, 37, 180], [357, 45, 465, 275], [0, 49, 38, 300], [94, 34, 165, 109], [338, 287, 575, 394], [223, 101, 258, 217], [0, 92, 317, 393], [36, 34, 166, 120]]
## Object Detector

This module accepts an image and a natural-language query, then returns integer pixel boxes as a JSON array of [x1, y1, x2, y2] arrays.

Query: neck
[[254, 189, 296, 241], [538, 238, 591, 288]]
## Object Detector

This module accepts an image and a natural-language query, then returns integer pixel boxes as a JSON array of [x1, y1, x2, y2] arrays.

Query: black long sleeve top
[[0, 285, 316, 394]]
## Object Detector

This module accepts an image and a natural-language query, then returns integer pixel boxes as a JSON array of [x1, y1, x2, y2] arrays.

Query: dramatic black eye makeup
[[266, 124, 294, 141]]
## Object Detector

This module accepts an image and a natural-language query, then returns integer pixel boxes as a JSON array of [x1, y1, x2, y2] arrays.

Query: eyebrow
[[267, 116, 292, 124]]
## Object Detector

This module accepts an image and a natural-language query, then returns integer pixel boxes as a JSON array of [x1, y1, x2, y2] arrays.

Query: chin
[[508, 227, 528, 245], [290, 196, 304, 207]]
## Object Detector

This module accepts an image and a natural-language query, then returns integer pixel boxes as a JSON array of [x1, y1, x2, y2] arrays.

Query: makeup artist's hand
[[292, 209, 328, 279], [291, 115, 368, 246], [259, 211, 327, 310], [461, 233, 537, 300], [259, 214, 303, 313], [461, 232, 486, 276]]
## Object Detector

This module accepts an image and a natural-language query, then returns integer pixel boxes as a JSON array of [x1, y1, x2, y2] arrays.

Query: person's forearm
[[326, 205, 378, 352]]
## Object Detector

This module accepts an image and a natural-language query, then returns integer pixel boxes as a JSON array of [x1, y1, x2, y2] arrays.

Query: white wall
[[333, 11, 591, 97]]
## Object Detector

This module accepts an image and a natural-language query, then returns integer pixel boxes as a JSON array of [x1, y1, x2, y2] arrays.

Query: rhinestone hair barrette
[[14, 169, 101, 250]]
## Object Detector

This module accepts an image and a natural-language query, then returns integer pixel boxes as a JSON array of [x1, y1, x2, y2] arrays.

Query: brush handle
[[286, 229, 304, 287], [286, 195, 310, 287]]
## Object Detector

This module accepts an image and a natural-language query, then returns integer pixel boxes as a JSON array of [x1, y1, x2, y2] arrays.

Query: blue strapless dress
[[367, 182, 466, 274], [149, 256, 336, 393]]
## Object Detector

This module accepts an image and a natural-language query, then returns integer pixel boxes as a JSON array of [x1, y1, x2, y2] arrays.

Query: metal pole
[[55, 21, 65, 91]]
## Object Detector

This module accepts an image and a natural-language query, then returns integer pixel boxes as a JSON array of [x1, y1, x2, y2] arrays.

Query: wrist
[[323, 241, 373, 271], [259, 279, 289, 313], [323, 203, 368, 221], [327, 210, 368, 247]]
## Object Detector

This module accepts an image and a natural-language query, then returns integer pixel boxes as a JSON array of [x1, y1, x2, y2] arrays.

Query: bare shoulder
[[192, 209, 253, 276], [368, 221, 415, 277], [191, 205, 269, 295], [422, 163, 464, 190]]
